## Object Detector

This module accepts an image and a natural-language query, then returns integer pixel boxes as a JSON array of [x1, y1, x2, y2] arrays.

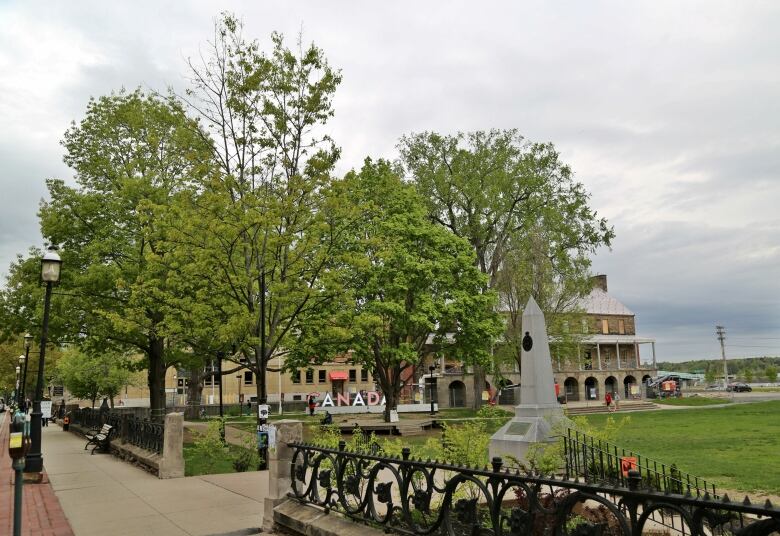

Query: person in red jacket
[[605, 392, 613, 411]]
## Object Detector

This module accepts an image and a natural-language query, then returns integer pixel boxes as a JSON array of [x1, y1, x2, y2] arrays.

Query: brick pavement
[[0, 411, 74, 536]]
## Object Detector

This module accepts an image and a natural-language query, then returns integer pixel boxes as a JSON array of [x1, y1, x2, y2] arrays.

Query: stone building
[[554, 275, 657, 402], [417, 274, 658, 407]]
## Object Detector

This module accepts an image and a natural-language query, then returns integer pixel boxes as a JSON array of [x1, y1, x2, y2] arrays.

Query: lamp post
[[236, 374, 242, 416], [15, 366, 21, 406], [21, 333, 33, 410], [429, 362, 439, 416], [25, 245, 61, 475], [217, 351, 225, 443], [17, 356, 25, 410]]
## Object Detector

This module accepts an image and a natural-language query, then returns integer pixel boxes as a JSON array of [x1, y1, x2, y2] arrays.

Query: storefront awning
[[329, 371, 348, 381]]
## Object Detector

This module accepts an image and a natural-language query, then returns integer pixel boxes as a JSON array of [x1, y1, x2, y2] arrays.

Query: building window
[[293, 394, 302, 401], [292, 370, 301, 384], [349, 369, 356, 382], [306, 369, 314, 384], [244, 371, 253, 385], [318, 370, 326, 383], [361, 369, 368, 382], [618, 319, 625, 335], [581, 319, 588, 334], [601, 319, 609, 334], [204, 362, 217, 386]]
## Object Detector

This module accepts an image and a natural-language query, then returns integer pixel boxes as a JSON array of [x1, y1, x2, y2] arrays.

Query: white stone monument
[[489, 296, 568, 462]]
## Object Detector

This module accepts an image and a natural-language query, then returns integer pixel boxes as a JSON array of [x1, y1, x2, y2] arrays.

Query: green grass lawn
[[654, 396, 730, 406], [585, 401, 780, 494], [183, 443, 260, 476]]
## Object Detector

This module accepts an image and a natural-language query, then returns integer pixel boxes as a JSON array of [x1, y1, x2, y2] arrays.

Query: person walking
[[605, 391, 613, 412], [308, 395, 316, 416], [614, 392, 621, 411]]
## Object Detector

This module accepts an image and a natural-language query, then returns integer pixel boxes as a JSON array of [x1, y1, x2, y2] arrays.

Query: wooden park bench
[[84, 424, 114, 455]]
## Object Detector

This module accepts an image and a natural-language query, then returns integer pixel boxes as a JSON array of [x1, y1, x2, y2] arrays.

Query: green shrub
[[232, 430, 261, 472], [192, 418, 227, 474]]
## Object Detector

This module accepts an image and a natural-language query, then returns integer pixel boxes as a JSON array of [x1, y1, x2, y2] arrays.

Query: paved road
[[41, 425, 268, 536]]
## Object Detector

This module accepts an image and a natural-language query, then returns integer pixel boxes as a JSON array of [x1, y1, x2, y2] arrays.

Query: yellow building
[[116, 355, 376, 408]]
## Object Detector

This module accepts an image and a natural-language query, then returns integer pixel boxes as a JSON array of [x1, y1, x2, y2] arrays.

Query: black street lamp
[[17, 355, 25, 409], [25, 245, 61, 475], [236, 374, 243, 417], [429, 362, 439, 416], [15, 366, 21, 405], [216, 352, 225, 443], [21, 333, 33, 410]]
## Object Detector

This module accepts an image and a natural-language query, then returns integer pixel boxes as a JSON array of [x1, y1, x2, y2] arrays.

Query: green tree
[[292, 159, 503, 421], [765, 365, 778, 383], [32, 90, 211, 418], [744, 368, 754, 383], [399, 130, 614, 407], [704, 367, 717, 384], [55, 348, 134, 408], [171, 15, 343, 422]]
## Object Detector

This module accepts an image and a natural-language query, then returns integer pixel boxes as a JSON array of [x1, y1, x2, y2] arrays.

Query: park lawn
[[183, 443, 253, 476], [585, 401, 780, 494], [654, 396, 730, 406]]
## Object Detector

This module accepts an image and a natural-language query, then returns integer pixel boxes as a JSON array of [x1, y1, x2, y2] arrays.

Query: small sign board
[[389, 410, 399, 423], [258, 404, 270, 420], [52, 386, 64, 397], [9, 432, 22, 449], [40, 401, 52, 419], [620, 456, 638, 477]]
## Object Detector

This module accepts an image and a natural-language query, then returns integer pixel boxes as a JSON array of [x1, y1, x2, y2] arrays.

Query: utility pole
[[716, 325, 728, 389]]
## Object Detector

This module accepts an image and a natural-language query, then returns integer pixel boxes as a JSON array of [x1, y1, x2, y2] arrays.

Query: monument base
[[489, 403, 568, 464]]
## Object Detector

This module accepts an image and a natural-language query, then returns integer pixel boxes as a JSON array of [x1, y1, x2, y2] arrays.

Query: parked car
[[727, 382, 752, 392]]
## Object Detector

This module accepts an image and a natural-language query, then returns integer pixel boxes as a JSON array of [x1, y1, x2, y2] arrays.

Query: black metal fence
[[288, 441, 779, 536], [70, 408, 164, 455], [563, 428, 717, 498]]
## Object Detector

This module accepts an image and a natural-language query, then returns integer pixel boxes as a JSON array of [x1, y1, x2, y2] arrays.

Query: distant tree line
[[658, 356, 780, 383]]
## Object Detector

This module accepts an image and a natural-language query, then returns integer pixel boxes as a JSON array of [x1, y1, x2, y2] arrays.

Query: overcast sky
[[1, 1, 778, 363]]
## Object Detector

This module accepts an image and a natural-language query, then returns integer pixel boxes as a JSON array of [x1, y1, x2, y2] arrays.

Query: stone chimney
[[592, 274, 608, 292]]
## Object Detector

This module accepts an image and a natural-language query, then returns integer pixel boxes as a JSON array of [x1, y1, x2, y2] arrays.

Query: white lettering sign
[[321, 392, 334, 407], [352, 392, 365, 406]]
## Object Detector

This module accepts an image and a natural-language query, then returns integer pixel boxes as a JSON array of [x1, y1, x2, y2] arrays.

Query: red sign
[[620, 456, 638, 477]]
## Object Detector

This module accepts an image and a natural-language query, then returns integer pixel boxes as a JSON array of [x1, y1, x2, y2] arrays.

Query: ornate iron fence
[[289, 441, 779, 536], [124, 415, 164, 454], [563, 429, 717, 498], [69, 408, 163, 455]]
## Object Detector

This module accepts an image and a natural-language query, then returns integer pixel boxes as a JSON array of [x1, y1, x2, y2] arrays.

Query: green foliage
[[231, 430, 261, 472], [55, 347, 135, 405], [192, 418, 227, 474], [764, 365, 778, 382], [475, 404, 512, 420], [291, 159, 502, 421], [744, 369, 754, 383], [167, 14, 344, 406]]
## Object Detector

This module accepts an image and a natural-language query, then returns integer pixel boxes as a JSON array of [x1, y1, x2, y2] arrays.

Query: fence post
[[263, 420, 303, 532], [158, 413, 184, 479]]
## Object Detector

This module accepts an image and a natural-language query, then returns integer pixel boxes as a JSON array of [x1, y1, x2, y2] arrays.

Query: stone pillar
[[616, 343, 621, 369], [264, 420, 303, 532], [596, 344, 602, 370], [158, 413, 184, 479]]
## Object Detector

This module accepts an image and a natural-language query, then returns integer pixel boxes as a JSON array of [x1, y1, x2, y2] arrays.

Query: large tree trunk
[[472, 365, 485, 410], [185, 370, 204, 420], [148, 337, 167, 421]]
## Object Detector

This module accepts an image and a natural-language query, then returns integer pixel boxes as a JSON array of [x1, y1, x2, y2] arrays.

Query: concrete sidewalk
[[41, 425, 269, 536]]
